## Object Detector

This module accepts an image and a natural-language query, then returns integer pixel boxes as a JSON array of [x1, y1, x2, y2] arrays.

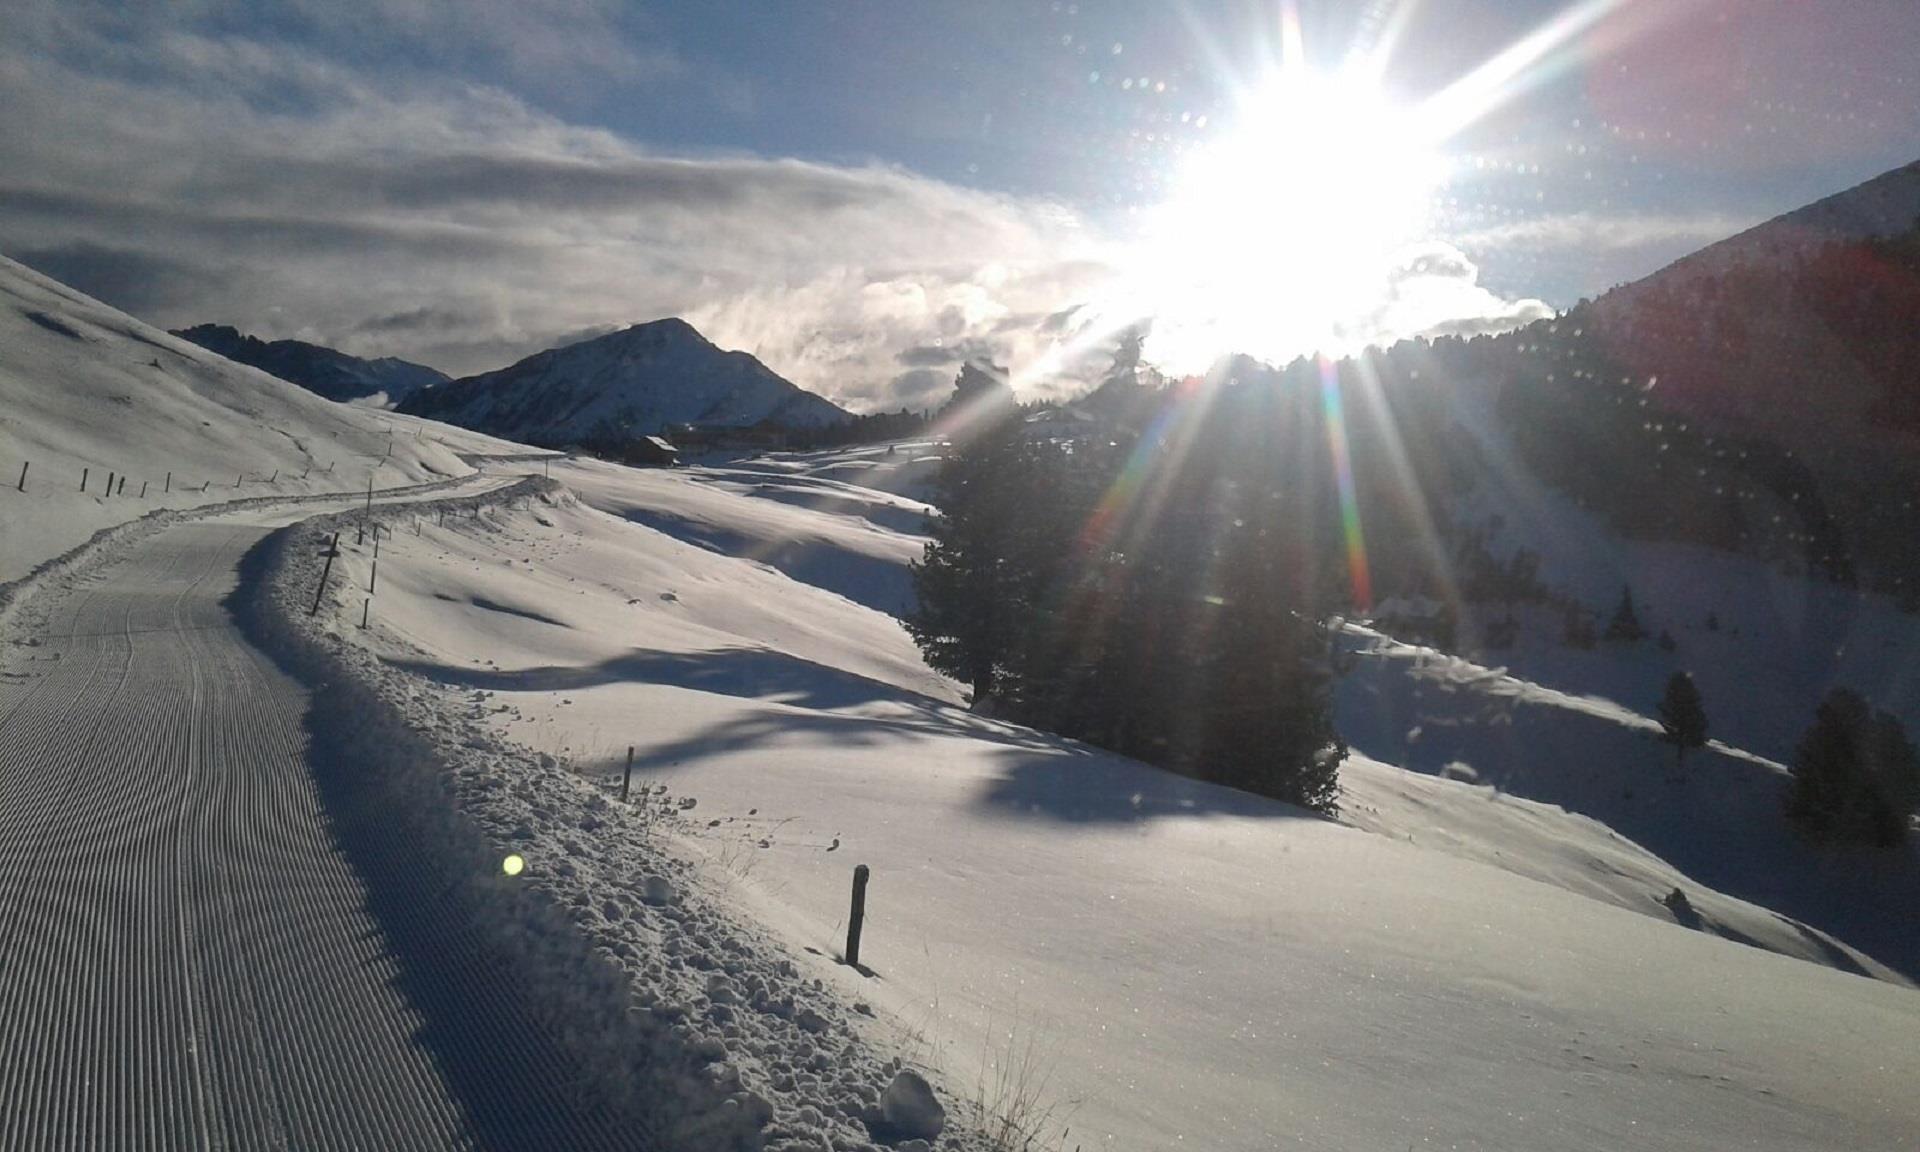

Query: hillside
[[0, 254, 527, 584], [400, 318, 850, 450], [292, 443, 1920, 1151], [171, 323, 450, 406]]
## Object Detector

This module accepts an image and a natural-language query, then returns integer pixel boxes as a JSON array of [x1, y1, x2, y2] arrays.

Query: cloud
[[0, 2, 1565, 409], [1361, 242, 1556, 344]]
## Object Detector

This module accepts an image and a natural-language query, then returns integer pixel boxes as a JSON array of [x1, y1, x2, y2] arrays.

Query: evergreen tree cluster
[[907, 360, 1354, 813], [1786, 689, 1919, 847]]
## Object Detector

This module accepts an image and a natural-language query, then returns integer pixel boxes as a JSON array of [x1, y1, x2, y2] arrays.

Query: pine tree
[[1656, 672, 1708, 768], [1604, 584, 1647, 641], [905, 400, 1028, 705], [1785, 689, 1920, 847]]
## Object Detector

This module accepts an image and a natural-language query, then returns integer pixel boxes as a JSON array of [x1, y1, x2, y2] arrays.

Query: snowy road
[[0, 510, 644, 1149]]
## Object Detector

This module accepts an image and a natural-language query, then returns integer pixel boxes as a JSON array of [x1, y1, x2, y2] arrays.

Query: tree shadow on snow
[[973, 750, 1325, 825], [391, 643, 946, 713]]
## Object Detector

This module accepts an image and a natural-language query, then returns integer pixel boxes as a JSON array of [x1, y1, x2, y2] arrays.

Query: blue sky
[[3, 0, 1918, 407]]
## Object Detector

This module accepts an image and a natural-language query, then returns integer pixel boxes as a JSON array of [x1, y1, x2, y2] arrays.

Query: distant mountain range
[[170, 324, 448, 406], [398, 318, 850, 447]]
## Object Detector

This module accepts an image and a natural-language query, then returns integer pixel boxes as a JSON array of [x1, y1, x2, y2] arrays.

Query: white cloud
[[0, 3, 1563, 409]]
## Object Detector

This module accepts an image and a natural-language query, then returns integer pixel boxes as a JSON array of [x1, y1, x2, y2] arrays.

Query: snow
[[401, 318, 849, 446], [308, 447, 1920, 1151], [0, 253, 535, 584]]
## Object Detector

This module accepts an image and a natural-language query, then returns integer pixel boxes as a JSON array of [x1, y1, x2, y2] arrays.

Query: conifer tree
[[1656, 671, 1709, 768], [1605, 584, 1647, 641], [1786, 689, 1920, 847]]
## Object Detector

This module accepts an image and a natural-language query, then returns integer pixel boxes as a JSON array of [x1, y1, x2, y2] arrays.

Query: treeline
[[908, 362, 1392, 814], [1467, 221, 1920, 604]]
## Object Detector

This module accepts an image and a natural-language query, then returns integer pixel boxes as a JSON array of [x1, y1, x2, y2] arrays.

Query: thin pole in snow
[[105, 470, 115, 497], [117, 475, 126, 496], [620, 746, 635, 803], [16, 461, 25, 492], [164, 471, 171, 493], [360, 598, 370, 629], [139, 481, 147, 498], [369, 529, 379, 593], [310, 532, 340, 616], [80, 466, 88, 492], [844, 864, 871, 968]]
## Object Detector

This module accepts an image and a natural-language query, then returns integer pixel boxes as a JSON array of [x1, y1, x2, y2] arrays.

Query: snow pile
[[241, 482, 998, 1152], [0, 253, 531, 582], [306, 458, 1920, 1151]]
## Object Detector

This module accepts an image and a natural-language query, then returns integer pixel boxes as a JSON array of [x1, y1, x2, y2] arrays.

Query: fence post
[[106, 470, 115, 497], [16, 461, 25, 492], [358, 474, 373, 544], [369, 528, 379, 593], [81, 467, 88, 492], [269, 470, 277, 484], [164, 471, 171, 493], [139, 481, 147, 498], [236, 473, 243, 488], [361, 599, 370, 629], [310, 531, 340, 616], [845, 864, 870, 967], [117, 475, 126, 496], [620, 746, 635, 802]]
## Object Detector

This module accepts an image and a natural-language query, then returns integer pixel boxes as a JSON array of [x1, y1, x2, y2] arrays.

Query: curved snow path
[[0, 516, 641, 1150]]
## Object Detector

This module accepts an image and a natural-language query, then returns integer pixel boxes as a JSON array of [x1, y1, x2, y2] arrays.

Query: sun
[[1125, 69, 1447, 370]]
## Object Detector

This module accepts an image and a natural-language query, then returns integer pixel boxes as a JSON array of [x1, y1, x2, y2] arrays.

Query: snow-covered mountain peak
[[399, 317, 851, 448]]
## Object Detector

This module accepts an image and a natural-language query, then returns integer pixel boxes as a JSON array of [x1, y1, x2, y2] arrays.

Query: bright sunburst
[[1128, 67, 1447, 370]]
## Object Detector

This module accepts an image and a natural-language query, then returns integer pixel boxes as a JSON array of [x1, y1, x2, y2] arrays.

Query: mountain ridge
[[170, 323, 449, 406], [399, 317, 850, 448]]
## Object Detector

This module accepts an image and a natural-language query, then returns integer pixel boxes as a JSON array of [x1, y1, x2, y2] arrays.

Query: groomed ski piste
[[3, 257, 1919, 1150]]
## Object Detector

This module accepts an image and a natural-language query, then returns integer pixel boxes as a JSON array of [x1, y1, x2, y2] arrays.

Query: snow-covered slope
[[171, 323, 449, 406], [1643, 158, 1920, 288], [317, 447, 1920, 1151], [400, 318, 850, 447], [0, 254, 530, 583]]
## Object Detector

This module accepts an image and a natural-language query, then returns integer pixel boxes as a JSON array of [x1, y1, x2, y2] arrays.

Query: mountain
[[0, 254, 519, 584], [1408, 158, 1920, 603], [1583, 159, 1920, 450], [170, 323, 449, 406], [399, 318, 850, 450]]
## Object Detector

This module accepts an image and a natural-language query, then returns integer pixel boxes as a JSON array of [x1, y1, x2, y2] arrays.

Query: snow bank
[[237, 481, 996, 1152]]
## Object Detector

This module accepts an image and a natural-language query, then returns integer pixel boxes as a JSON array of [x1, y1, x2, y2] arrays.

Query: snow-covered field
[[317, 446, 1920, 1151], [0, 255, 532, 584]]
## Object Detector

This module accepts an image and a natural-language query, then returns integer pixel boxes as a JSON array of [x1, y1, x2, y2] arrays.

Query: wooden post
[[164, 471, 171, 493], [139, 481, 147, 498], [105, 470, 115, 497], [310, 532, 339, 616], [620, 746, 635, 802], [16, 461, 25, 492], [360, 599, 370, 629], [117, 475, 126, 496], [845, 864, 870, 967], [81, 467, 88, 492], [369, 529, 379, 593], [269, 470, 277, 484]]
